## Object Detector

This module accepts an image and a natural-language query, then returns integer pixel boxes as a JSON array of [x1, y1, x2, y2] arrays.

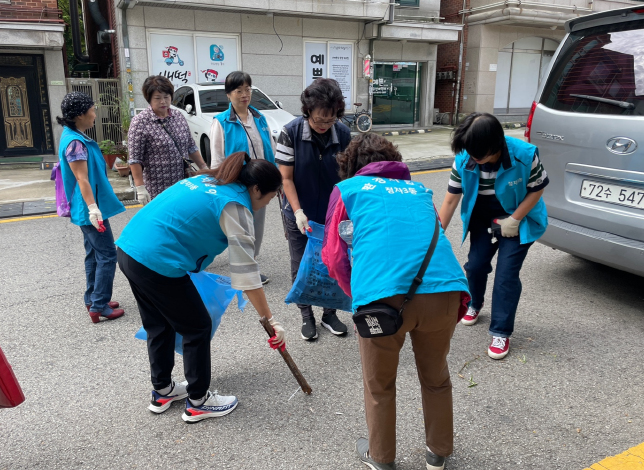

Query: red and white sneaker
[[461, 306, 481, 325], [488, 336, 510, 360]]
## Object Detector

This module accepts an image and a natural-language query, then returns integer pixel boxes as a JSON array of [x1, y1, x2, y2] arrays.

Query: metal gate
[[66, 78, 123, 143]]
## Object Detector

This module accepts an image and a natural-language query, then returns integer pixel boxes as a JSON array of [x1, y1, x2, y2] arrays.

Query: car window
[[541, 21, 644, 116], [173, 86, 188, 109], [250, 89, 278, 111], [184, 91, 196, 112], [199, 89, 229, 113]]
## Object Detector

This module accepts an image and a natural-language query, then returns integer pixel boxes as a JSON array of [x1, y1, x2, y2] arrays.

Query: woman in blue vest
[[276, 78, 352, 341], [209, 71, 276, 285], [56, 92, 126, 324], [438, 113, 549, 360], [116, 152, 286, 423], [322, 133, 470, 470]]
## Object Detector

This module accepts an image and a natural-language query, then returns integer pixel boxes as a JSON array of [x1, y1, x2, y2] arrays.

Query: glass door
[[372, 62, 422, 126]]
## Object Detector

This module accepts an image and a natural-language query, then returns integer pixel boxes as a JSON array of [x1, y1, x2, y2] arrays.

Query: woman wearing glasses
[[128, 75, 208, 206], [209, 71, 276, 284], [276, 78, 352, 341]]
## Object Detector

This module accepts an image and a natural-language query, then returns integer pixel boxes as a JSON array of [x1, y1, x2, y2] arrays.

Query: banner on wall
[[195, 36, 239, 84], [329, 43, 352, 106], [149, 33, 196, 88], [305, 42, 327, 87]]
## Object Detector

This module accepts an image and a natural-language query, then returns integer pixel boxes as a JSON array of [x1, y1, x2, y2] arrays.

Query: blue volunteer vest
[[336, 176, 469, 311], [116, 177, 253, 278], [214, 104, 275, 164], [58, 127, 125, 226], [456, 136, 548, 245]]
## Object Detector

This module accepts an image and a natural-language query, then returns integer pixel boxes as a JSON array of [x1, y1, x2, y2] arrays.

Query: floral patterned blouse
[[128, 106, 198, 199]]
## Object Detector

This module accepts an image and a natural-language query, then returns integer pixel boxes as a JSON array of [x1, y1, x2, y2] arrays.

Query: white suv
[[171, 83, 296, 167]]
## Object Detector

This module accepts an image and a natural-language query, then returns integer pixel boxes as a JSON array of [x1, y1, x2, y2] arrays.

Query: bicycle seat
[[354, 103, 362, 107]]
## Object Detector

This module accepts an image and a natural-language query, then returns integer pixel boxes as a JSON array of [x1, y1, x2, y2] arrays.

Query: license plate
[[580, 180, 644, 210]]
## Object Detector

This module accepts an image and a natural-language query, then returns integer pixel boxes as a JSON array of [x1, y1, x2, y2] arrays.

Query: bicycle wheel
[[356, 113, 372, 133]]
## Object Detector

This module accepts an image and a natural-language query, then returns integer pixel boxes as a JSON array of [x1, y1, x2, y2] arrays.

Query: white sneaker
[[461, 306, 481, 326], [182, 390, 238, 423], [148, 380, 189, 414]]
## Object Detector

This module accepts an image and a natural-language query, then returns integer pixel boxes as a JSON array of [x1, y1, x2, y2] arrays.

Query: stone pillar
[[461, 23, 500, 114]]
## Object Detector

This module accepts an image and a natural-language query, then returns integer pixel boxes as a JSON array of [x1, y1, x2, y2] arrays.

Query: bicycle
[[341, 102, 373, 133]]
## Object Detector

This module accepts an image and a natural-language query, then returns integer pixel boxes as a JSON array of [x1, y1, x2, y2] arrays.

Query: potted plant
[[113, 143, 130, 177], [98, 140, 119, 169]]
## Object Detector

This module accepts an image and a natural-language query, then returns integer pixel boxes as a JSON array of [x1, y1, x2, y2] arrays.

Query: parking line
[[0, 204, 143, 225], [411, 168, 451, 176], [583, 442, 644, 470]]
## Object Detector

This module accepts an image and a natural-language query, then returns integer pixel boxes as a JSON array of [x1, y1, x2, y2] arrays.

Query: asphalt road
[[1, 170, 643, 470]]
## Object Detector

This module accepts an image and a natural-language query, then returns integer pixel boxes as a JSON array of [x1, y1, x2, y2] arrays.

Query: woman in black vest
[[275, 78, 352, 341]]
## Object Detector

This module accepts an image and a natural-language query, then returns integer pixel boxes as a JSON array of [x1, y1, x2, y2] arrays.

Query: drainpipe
[[453, 0, 467, 125], [69, 0, 89, 63], [388, 0, 395, 24], [118, 0, 135, 123], [87, 0, 109, 30]]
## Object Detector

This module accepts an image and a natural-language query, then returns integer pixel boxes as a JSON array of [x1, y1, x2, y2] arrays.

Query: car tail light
[[633, 7, 644, 13], [525, 101, 537, 143]]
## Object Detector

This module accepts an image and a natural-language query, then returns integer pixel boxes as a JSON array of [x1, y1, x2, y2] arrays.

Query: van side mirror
[[185, 104, 193, 114], [275, 100, 283, 109]]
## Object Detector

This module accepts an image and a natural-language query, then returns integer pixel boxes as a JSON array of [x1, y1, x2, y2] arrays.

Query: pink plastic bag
[[50, 162, 71, 217]]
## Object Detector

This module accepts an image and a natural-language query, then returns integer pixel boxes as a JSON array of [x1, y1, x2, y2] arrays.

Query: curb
[[381, 128, 432, 136], [502, 122, 526, 129], [0, 194, 138, 220], [407, 156, 454, 173]]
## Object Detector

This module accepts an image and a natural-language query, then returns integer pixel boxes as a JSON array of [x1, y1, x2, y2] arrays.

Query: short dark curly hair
[[142, 75, 174, 103], [301, 78, 345, 119], [337, 133, 402, 180]]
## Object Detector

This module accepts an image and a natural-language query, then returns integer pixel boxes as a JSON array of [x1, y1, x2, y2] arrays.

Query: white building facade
[[113, 0, 461, 127]]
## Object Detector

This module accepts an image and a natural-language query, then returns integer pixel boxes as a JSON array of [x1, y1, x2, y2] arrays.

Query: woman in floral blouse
[[128, 76, 208, 205]]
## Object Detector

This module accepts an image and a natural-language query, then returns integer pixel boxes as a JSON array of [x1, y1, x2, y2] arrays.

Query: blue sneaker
[[182, 390, 238, 423], [148, 380, 188, 414]]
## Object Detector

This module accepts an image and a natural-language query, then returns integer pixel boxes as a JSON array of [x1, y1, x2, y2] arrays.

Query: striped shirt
[[447, 152, 548, 195], [219, 203, 262, 291]]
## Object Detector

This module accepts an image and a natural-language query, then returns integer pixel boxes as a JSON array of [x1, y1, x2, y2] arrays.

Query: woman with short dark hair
[[323, 133, 470, 470], [56, 92, 126, 323], [128, 75, 208, 206], [276, 78, 352, 341], [439, 112, 549, 360], [116, 153, 287, 423], [209, 71, 276, 284]]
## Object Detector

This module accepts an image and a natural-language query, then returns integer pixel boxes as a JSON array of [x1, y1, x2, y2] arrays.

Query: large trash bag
[[285, 221, 353, 312], [135, 272, 247, 355]]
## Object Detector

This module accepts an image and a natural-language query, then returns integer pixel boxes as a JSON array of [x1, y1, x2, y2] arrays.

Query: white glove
[[495, 216, 520, 237], [136, 185, 151, 206], [87, 203, 103, 231], [294, 209, 311, 234], [268, 316, 286, 349]]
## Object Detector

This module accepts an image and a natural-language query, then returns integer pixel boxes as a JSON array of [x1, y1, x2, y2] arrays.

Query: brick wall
[[0, 0, 62, 22], [435, 0, 469, 122]]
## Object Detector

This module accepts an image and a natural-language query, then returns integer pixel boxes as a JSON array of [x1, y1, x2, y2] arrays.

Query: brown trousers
[[358, 291, 460, 463]]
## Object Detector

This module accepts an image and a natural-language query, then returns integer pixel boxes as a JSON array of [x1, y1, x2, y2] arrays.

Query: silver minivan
[[526, 6, 644, 276]]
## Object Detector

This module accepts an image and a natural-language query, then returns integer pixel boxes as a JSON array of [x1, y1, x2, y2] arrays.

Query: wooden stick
[[260, 317, 312, 395]]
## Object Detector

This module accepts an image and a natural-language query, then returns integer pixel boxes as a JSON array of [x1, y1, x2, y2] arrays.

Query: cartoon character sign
[[201, 69, 219, 82], [162, 46, 185, 66], [210, 45, 224, 62]]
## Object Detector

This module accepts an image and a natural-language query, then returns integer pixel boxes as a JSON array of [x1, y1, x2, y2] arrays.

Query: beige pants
[[358, 291, 460, 463]]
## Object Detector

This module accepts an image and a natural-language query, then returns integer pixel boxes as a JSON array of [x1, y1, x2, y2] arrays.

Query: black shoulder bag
[[353, 216, 441, 338], [160, 121, 198, 178]]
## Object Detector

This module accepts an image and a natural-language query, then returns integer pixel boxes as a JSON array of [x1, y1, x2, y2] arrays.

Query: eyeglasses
[[232, 87, 253, 96], [309, 117, 338, 126]]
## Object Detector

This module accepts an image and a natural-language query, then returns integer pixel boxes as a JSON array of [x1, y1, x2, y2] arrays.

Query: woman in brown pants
[[322, 133, 471, 470]]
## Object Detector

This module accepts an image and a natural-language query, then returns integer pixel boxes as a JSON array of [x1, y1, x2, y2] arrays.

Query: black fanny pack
[[353, 216, 440, 338]]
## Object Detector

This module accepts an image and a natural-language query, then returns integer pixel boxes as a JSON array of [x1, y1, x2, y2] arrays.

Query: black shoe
[[355, 437, 396, 470], [426, 448, 446, 470], [260, 274, 269, 285], [321, 312, 348, 335], [301, 319, 318, 340]]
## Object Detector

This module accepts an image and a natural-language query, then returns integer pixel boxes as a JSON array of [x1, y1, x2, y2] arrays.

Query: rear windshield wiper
[[570, 94, 635, 109]]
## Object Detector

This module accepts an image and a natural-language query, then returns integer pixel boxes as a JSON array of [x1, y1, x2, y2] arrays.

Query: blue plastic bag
[[135, 272, 247, 355], [285, 221, 353, 312]]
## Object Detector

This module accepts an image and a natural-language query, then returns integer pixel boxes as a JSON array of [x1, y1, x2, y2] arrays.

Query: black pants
[[284, 216, 336, 319], [117, 248, 212, 400]]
